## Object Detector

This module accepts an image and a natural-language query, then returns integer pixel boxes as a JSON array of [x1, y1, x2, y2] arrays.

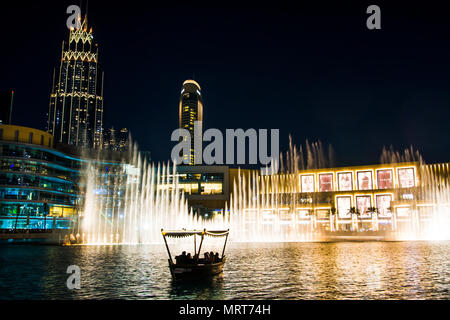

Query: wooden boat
[[161, 228, 229, 280]]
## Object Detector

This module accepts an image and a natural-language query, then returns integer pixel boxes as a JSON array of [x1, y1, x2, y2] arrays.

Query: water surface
[[1, 242, 449, 299]]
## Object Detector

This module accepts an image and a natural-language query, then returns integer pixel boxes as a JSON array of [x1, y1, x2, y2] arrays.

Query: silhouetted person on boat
[[204, 252, 210, 263], [187, 253, 192, 263], [214, 252, 220, 262], [210, 251, 215, 263]]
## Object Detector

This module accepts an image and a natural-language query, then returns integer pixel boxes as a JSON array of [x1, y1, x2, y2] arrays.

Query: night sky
[[3, 1, 450, 166]]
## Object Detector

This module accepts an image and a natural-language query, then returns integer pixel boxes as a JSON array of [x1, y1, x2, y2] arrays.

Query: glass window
[[357, 171, 373, 190], [398, 168, 415, 188], [296, 209, 309, 219], [356, 195, 371, 217], [200, 182, 223, 195], [338, 172, 352, 191], [397, 207, 410, 217], [319, 173, 333, 192], [316, 209, 329, 219], [377, 169, 393, 189], [337, 196, 352, 218], [376, 194, 392, 217], [300, 174, 314, 193]]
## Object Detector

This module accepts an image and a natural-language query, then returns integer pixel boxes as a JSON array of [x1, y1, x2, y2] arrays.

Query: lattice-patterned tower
[[48, 14, 104, 149]]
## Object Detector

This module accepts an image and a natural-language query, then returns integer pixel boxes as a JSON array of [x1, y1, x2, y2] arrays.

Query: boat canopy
[[161, 229, 229, 238], [161, 228, 230, 263]]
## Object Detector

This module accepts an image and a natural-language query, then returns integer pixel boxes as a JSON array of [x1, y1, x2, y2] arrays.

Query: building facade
[[47, 15, 104, 149], [103, 127, 129, 152], [0, 125, 77, 231], [158, 161, 450, 236], [0, 124, 129, 244], [158, 165, 250, 215], [230, 161, 450, 235], [176, 165, 229, 214], [179, 80, 203, 165], [284, 163, 421, 231]]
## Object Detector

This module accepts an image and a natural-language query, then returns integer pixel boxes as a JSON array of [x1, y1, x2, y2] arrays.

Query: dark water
[[1, 242, 449, 300]]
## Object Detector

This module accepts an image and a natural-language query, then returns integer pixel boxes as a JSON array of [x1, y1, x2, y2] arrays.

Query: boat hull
[[169, 257, 226, 280]]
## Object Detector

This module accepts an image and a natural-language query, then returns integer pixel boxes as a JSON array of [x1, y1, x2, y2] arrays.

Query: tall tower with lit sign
[[47, 13, 104, 149]]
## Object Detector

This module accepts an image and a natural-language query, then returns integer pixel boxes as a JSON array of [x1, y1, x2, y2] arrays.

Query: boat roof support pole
[[221, 230, 229, 259], [161, 230, 173, 263], [194, 233, 197, 257], [196, 229, 205, 257]]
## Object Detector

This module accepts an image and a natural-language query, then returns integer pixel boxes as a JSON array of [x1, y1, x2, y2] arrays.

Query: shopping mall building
[[0, 124, 126, 243], [171, 160, 450, 236]]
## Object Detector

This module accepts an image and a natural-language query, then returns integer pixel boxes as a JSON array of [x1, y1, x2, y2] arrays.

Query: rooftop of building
[[0, 124, 129, 164], [181, 80, 202, 96]]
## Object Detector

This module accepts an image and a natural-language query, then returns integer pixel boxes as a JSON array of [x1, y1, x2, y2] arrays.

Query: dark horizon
[[3, 1, 450, 167]]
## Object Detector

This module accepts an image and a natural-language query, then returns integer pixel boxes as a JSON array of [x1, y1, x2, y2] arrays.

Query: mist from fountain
[[79, 141, 223, 244], [227, 137, 333, 242], [79, 135, 450, 244], [380, 146, 450, 240], [226, 141, 450, 242]]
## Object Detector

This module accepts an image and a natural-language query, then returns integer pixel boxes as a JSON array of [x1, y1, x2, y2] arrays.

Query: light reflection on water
[[1, 242, 449, 299]]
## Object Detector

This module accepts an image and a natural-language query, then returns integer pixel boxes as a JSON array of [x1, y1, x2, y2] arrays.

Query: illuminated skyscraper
[[179, 80, 203, 165], [103, 127, 129, 152], [47, 14, 104, 149]]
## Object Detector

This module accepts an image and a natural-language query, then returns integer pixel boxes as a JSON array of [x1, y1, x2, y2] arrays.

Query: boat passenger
[[204, 252, 210, 263], [214, 252, 220, 262], [210, 251, 215, 263]]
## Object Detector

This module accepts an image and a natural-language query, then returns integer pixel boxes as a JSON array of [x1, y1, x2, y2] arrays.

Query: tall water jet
[[227, 139, 334, 242], [226, 141, 450, 242], [79, 140, 222, 244], [381, 146, 450, 240], [78, 136, 450, 244]]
